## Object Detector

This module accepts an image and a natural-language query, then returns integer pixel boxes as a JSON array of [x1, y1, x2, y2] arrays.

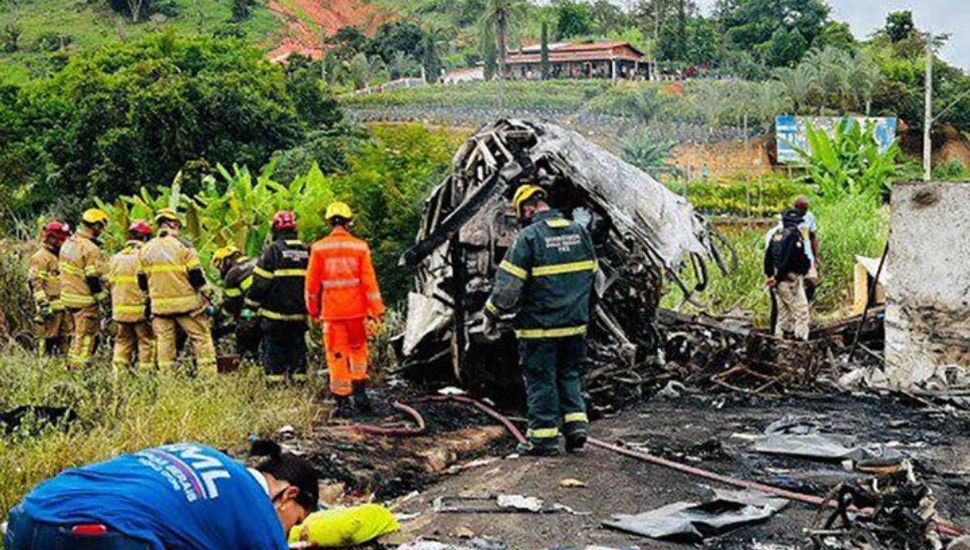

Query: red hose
[[325, 402, 427, 436], [410, 395, 528, 444]]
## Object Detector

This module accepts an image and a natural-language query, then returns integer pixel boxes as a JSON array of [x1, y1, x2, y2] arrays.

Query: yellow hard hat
[[212, 245, 240, 270], [155, 207, 180, 225], [512, 185, 546, 218], [81, 208, 109, 225], [325, 202, 354, 221]]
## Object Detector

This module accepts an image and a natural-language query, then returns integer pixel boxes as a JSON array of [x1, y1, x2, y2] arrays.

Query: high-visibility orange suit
[[305, 226, 385, 397]]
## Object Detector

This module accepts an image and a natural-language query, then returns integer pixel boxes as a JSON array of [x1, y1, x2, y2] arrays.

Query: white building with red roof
[[504, 41, 649, 82]]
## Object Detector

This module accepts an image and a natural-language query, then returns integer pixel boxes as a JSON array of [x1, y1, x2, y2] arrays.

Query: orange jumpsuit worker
[[305, 202, 385, 419]]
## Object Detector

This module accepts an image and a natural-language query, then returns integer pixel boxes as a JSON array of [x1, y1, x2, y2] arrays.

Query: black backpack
[[769, 226, 809, 277]]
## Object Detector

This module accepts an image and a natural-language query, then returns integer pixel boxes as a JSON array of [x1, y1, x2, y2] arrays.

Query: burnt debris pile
[[810, 463, 954, 549], [659, 307, 886, 398], [395, 119, 728, 411]]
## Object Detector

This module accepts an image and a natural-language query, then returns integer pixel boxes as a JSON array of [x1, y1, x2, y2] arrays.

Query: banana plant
[[795, 119, 899, 200]]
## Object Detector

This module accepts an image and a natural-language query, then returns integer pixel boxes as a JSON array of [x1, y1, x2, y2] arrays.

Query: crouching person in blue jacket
[[4, 440, 318, 549]]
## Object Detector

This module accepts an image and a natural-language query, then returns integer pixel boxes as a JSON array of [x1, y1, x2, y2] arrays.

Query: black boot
[[331, 396, 354, 420], [515, 440, 561, 457], [352, 380, 372, 414], [565, 431, 587, 453]]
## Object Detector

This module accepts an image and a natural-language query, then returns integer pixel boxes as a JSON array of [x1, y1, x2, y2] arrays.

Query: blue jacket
[[19, 443, 287, 550]]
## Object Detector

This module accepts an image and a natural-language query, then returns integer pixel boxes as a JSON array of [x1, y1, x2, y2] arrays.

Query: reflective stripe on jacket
[[305, 227, 385, 321], [28, 246, 64, 310], [486, 209, 597, 339], [58, 226, 104, 309], [222, 257, 256, 317], [108, 241, 148, 322], [248, 238, 309, 322], [138, 231, 205, 316]]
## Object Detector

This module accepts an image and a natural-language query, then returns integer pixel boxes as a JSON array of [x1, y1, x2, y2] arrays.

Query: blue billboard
[[775, 115, 898, 164]]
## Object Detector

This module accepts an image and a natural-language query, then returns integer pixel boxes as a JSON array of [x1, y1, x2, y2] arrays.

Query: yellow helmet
[[512, 185, 546, 218], [155, 208, 180, 225], [81, 208, 109, 226], [212, 245, 240, 270], [325, 202, 354, 221]]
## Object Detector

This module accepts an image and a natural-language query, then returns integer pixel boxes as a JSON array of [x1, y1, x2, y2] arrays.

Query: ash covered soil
[[386, 392, 970, 549]]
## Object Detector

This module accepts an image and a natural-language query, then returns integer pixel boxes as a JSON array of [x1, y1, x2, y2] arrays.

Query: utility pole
[[923, 39, 933, 182]]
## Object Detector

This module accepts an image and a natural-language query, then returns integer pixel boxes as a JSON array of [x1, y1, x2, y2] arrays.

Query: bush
[[584, 83, 671, 122], [341, 79, 610, 111], [679, 178, 815, 217], [2, 33, 304, 218], [32, 32, 72, 53], [0, 239, 34, 346], [933, 159, 969, 181]]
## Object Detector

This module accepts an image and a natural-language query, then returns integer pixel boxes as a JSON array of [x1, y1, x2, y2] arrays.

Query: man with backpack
[[764, 208, 812, 341]]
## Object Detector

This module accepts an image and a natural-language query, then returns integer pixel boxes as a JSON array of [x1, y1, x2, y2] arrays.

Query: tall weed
[[0, 346, 322, 520], [665, 193, 888, 323]]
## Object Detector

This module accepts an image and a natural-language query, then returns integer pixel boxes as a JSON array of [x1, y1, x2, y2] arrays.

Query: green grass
[[0, 0, 281, 85], [0, 348, 324, 521], [664, 193, 889, 324]]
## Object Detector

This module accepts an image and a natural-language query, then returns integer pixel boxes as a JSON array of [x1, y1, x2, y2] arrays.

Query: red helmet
[[272, 210, 297, 232], [42, 221, 71, 243], [128, 220, 153, 240]]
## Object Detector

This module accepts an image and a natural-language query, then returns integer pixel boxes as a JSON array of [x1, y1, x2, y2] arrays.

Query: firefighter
[[137, 208, 217, 374], [212, 246, 260, 360], [28, 221, 73, 357], [483, 185, 597, 456], [305, 202, 385, 418], [247, 212, 310, 382], [59, 209, 110, 369], [106, 221, 154, 373]]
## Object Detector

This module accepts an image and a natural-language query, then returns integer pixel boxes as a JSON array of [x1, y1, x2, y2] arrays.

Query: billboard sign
[[775, 115, 898, 164]]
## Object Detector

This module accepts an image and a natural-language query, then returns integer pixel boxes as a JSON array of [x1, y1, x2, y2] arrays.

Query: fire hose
[[324, 402, 427, 436]]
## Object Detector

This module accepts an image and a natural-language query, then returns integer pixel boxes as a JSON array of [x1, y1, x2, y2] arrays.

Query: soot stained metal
[[396, 119, 730, 407]]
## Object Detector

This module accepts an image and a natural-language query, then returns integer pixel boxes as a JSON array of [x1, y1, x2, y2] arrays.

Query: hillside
[[0, 0, 397, 84], [267, 0, 395, 60]]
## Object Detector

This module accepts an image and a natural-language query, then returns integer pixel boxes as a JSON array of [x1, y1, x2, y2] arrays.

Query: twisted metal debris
[[396, 119, 730, 409]]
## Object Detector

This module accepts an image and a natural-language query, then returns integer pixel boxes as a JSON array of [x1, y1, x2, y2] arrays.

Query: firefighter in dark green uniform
[[212, 246, 261, 360], [484, 184, 598, 456], [247, 211, 310, 382]]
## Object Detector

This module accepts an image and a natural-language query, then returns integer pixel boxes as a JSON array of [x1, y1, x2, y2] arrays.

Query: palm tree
[[479, 0, 529, 82], [846, 51, 882, 116]]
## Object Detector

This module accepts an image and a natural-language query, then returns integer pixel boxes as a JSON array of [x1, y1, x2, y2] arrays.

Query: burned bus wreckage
[[394, 119, 732, 410]]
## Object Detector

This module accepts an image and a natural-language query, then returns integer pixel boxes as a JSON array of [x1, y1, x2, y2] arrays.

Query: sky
[[692, 0, 969, 70]]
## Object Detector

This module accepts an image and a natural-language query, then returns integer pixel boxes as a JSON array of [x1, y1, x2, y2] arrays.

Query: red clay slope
[[267, 0, 395, 60]]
